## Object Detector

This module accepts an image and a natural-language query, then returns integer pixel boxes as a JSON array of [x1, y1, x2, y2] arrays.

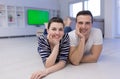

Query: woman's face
[[47, 22, 64, 41]]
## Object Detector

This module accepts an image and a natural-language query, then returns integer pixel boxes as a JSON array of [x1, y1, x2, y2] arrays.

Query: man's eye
[[86, 22, 90, 24]]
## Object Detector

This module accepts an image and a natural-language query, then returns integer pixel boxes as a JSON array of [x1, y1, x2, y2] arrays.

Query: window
[[69, 0, 101, 18], [84, 0, 100, 16], [69, 2, 83, 18]]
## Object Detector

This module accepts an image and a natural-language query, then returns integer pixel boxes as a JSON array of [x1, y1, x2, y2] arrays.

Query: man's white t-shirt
[[68, 28, 103, 54]]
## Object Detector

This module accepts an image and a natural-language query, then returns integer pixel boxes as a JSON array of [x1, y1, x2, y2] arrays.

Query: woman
[[30, 17, 70, 79]]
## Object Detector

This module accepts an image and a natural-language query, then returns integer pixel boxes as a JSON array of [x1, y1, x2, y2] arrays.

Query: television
[[27, 9, 49, 25]]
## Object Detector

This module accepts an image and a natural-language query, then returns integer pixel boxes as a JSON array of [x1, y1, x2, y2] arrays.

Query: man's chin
[[81, 32, 86, 35]]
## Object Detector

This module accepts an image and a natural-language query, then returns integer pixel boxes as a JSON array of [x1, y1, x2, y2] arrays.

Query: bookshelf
[[0, 4, 25, 27], [0, 4, 7, 27]]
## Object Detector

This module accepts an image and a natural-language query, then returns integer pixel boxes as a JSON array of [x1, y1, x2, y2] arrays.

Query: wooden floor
[[0, 37, 120, 79]]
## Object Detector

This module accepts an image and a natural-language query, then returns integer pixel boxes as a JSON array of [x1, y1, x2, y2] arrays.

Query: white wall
[[0, 0, 59, 37], [0, 0, 59, 9], [0, 0, 117, 38], [104, 0, 116, 38], [58, 0, 104, 19], [58, 0, 80, 19], [58, 0, 116, 39]]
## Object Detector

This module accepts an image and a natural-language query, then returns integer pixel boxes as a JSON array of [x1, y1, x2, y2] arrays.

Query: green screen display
[[27, 9, 49, 25]]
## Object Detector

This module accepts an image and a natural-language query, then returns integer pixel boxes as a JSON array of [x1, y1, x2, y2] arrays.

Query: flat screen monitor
[[27, 9, 49, 25]]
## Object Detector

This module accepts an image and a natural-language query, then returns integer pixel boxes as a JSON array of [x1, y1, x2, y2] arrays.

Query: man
[[68, 10, 103, 65]]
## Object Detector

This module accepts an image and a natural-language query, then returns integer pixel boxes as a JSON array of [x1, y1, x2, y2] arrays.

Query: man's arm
[[69, 38, 85, 65], [81, 44, 103, 63]]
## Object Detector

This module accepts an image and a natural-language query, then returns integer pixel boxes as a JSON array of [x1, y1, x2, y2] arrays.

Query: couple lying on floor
[[30, 10, 103, 79]]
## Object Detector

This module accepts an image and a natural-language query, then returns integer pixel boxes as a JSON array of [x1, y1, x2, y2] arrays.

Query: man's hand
[[75, 26, 85, 40]]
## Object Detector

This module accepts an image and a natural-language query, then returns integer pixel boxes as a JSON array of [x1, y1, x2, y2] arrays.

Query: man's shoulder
[[68, 30, 76, 36], [91, 28, 102, 35], [92, 27, 101, 32], [68, 30, 78, 41]]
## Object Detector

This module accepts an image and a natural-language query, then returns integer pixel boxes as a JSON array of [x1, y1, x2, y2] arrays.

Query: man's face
[[76, 15, 92, 36]]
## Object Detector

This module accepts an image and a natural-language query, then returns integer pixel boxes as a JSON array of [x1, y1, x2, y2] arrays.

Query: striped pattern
[[37, 34, 70, 63]]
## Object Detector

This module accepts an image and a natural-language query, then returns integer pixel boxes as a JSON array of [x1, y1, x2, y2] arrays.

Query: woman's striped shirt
[[37, 34, 70, 64]]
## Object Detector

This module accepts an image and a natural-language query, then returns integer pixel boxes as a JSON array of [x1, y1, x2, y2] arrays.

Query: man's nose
[[81, 23, 86, 28]]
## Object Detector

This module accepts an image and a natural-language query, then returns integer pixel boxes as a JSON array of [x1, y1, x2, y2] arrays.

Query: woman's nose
[[55, 30, 60, 34]]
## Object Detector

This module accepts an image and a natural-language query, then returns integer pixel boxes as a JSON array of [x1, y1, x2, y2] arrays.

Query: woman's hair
[[76, 10, 93, 23], [47, 17, 64, 29]]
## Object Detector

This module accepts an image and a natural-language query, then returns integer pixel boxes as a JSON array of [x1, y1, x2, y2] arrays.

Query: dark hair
[[47, 17, 64, 29], [76, 10, 93, 23]]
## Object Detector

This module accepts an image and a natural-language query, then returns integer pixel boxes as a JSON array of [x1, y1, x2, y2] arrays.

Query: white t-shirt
[[68, 28, 103, 54]]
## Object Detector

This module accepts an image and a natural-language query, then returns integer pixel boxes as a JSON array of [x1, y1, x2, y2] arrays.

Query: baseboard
[[0, 35, 36, 39]]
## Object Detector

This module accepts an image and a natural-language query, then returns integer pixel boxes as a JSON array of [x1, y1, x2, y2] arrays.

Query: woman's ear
[[46, 28, 49, 34]]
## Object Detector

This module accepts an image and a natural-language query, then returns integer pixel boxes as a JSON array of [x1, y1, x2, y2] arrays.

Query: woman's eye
[[59, 28, 63, 31], [52, 28, 56, 31]]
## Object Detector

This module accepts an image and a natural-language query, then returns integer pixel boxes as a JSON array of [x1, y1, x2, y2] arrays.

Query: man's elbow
[[91, 59, 98, 63], [88, 53, 100, 63], [90, 57, 99, 63], [69, 59, 80, 66], [71, 62, 80, 66]]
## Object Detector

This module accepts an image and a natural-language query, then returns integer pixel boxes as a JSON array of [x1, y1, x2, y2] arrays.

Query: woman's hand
[[30, 69, 48, 79], [47, 34, 60, 46]]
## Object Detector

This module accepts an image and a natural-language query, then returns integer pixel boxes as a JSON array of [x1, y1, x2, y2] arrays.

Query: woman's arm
[[45, 43, 59, 68], [45, 60, 66, 74], [31, 34, 69, 79], [30, 60, 66, 79]]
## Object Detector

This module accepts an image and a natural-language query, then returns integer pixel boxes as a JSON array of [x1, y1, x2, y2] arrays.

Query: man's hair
[[76, 10, 93, 23], [48, 17, 64, 29]]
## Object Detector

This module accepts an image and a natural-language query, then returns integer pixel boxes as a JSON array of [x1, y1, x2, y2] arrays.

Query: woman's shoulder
[[38, 34, 47, 42], [39, 34, 46, 39], [64, 33, 69, 37], [61, 33, 69, 42]]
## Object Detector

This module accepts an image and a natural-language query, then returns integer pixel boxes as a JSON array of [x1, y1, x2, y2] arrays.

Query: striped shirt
[[38, 34, 70, 64]]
